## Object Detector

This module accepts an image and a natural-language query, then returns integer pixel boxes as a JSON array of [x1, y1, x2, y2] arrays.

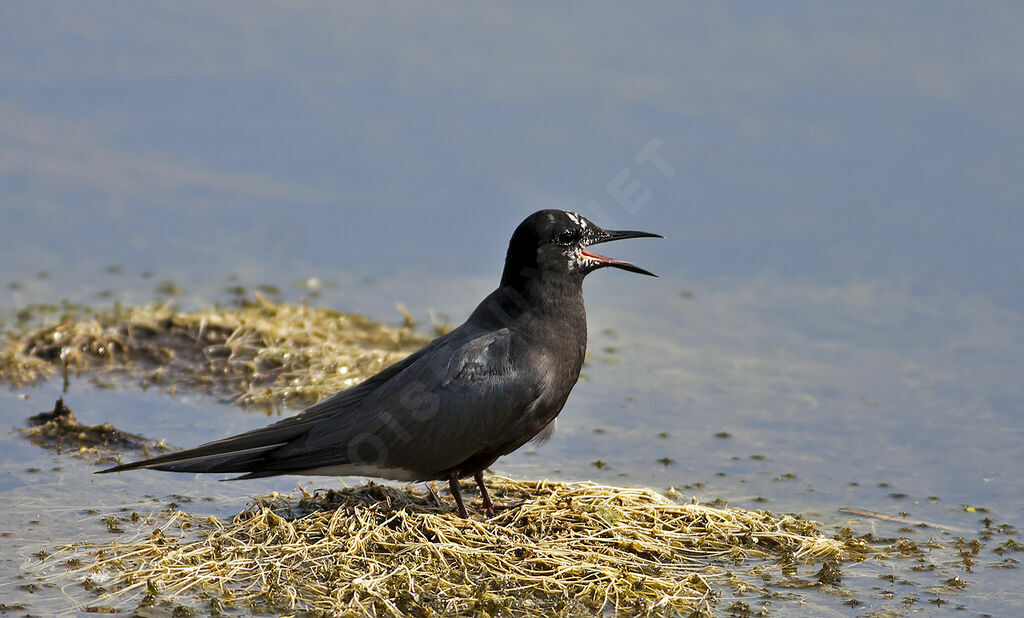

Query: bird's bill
[[580, 249, 658, 276], [590, 229, 663, 244], [582, 228, 662, 277]]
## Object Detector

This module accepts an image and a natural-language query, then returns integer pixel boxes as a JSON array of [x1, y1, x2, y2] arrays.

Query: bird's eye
[[555, 230, 580, 245]]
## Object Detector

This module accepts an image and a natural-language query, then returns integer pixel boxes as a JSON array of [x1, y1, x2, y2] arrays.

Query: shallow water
[[3, 4, 1023, 615], [3, 269, 1021, 615]]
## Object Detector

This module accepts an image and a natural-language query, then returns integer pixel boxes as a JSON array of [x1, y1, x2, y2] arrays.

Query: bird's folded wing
[[99, 323, 546, 478], [243, 325, 547, 477], [97, 333, 447, 474]]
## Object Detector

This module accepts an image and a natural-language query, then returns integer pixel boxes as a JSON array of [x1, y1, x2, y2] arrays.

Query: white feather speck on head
[[565, 211, 589, 231]]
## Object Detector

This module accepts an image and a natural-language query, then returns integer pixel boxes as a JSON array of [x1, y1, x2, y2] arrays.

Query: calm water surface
[[2, 3, 1022, 615]]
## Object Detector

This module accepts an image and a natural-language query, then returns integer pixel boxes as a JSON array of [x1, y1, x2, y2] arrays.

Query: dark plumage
[[98, 210, 660, 517]]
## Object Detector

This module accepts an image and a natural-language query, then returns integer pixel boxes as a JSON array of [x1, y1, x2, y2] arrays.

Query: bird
[[98, 209, 661, 518]]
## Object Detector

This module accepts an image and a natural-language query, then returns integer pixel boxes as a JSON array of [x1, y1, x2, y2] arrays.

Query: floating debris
[[839, 507, 975, 535], [51, 478, 872, 616], [18, 398, 171, 463]]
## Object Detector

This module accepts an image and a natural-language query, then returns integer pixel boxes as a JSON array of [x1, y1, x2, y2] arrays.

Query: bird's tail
[[96, 419, 311, 476]]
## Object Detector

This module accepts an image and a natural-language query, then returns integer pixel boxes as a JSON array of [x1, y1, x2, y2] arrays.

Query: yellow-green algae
[[53, 478, 871, 616]]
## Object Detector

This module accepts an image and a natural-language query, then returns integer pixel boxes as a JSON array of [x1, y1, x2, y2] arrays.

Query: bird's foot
[[487, 499, 527, 516]]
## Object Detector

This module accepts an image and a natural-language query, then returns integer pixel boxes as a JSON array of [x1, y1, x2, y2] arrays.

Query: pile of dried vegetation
[[53, 478, 871, 616], [1, 295, 430, 406]]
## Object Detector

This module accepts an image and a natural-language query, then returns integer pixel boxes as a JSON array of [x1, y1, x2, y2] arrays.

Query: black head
[[500, 210, 661, 289]]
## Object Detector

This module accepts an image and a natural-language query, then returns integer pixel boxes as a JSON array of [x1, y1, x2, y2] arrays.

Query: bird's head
[[501, 210, 661, 289]]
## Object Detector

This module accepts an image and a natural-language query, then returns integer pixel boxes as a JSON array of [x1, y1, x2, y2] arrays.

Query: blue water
[[2, 4, 1022, 615]]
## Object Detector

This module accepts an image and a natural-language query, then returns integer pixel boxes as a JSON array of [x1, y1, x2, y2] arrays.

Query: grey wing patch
[[529, 419, 556, 446], [439, 325, 515, 384]]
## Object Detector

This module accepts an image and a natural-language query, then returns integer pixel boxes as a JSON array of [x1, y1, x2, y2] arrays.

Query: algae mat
[[5, 299, 873, 615], [47, 478, 868, 616]]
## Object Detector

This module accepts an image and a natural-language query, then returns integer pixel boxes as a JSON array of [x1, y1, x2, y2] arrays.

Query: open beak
[[581, 229, 663, 277]]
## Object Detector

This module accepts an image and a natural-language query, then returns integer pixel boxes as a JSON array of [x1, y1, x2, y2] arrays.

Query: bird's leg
[[449, 473, 469, 518], [474, 471, 495, 517]]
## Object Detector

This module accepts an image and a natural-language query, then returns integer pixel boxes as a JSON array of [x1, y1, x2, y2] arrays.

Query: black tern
[[98, 210, 661, 517]]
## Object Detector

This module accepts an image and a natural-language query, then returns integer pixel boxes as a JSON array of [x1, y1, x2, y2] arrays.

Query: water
[[2, 3, 1023, 615]]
